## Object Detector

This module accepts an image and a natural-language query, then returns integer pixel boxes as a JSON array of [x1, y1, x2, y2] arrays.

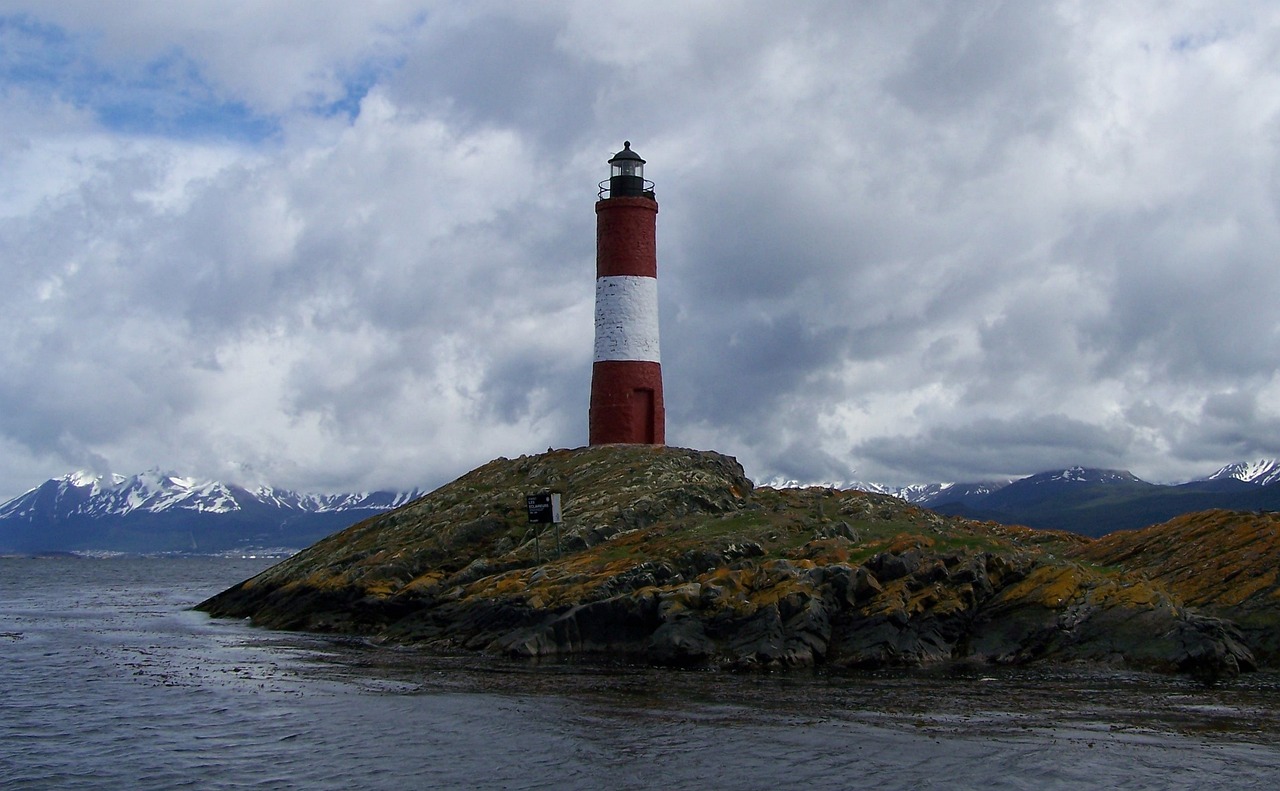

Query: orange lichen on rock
[[1074, 510, 1280, 611], [990, 564, 1086, 609], [886, 533, 936, 554]]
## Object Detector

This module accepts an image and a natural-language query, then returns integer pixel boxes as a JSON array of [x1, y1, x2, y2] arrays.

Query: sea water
[[2, 555, 1280, 790]]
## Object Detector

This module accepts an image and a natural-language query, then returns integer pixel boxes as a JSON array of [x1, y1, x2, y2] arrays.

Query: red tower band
[[589, 142, 665, 445]]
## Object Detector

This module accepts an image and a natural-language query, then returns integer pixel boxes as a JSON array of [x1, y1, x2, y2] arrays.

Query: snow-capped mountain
[[0, 470, 425, 554], [1015, 466, 1145, 486], [758, 476, 879, 492], [761, 460, 1280, 537], [757, 476, 1012, 506], [0, 470, 423, 521], [1206, 459, 1280, 487], [924, 463, 1280, 537], [757, 477, 976, 503], [906, 481, 1012, 507]]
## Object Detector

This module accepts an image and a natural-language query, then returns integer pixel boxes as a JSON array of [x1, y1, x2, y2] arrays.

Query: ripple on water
[[3, 556, 1280, 790]]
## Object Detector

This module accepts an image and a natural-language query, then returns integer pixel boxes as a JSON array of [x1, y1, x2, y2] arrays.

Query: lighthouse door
[[631, 388, 655, 444]]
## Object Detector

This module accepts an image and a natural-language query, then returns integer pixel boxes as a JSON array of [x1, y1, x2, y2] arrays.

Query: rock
[[1072, 509, 1280, 666], [814, 521, 858, 541], [493, 594, 660, 658], [819, 564, 881, 609], [1172, 613, 1256, 679], [867, 549, 921, 582], [647, 618, 715, 666], [197, 446, 1279, 677], [724, 603, 789, 668]]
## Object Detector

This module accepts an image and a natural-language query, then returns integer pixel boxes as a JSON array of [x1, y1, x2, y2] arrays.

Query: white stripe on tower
[[594, 275, 660, 363]]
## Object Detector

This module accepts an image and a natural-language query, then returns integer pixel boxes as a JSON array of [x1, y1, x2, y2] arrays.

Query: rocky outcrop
[[1072, 509, 1280, 667], [199, 446, 1272, 678]]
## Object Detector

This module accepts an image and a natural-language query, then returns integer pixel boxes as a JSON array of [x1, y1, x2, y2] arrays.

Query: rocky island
[[198, 446, 1277, 678]]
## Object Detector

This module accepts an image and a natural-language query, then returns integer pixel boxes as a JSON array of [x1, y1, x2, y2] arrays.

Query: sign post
[[526, 492, 564, 560]]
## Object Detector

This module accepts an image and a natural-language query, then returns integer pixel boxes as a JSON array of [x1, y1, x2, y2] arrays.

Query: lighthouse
[[589, 141, 665, 445]]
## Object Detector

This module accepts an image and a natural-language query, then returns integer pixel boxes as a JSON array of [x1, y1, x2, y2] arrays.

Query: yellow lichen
[[993, 565, 1085, 609]]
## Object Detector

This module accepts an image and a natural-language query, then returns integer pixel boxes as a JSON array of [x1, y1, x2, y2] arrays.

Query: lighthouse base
[[589, 360, 665, 445]]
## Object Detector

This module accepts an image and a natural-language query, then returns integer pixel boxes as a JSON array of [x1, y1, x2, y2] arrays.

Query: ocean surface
[[3, 556, 1280, 790]]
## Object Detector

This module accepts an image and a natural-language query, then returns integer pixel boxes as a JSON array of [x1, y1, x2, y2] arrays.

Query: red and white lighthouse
[[589, 141, 665, 445]]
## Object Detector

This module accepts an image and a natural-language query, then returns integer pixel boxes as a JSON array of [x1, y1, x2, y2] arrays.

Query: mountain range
[[0, 470, 424, 554], [892, 460, 1280, 537], [5, 458, 1280, 554]]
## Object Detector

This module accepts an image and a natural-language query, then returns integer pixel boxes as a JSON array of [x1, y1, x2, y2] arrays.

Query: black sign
[[526, 492, 562, 524]]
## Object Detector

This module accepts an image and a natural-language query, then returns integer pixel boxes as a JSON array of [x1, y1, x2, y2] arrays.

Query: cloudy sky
[[3, 1, 1280, 499]]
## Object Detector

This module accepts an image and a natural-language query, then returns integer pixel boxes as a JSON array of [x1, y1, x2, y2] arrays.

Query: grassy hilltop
[[199, 446, 1278, 677]]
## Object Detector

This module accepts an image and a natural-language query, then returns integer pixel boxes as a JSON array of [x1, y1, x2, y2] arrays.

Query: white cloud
[[3, 2, 1280, 499]]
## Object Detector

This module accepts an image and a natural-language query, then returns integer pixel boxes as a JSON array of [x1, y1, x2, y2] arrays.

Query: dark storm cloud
[[887, 1, 1072, 124], [1167, 391, 1280, 466], [387, 10, 600, 151], [855, 414, 1136, 484], [1068, 204, 1280, 383]]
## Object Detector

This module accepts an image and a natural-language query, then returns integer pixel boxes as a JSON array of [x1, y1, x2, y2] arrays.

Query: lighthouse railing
[[598, 178, 656, 200]]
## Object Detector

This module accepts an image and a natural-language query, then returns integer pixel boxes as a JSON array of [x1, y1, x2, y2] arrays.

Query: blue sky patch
[[311, 60, 398, 121], [1, 14, 279, 142]]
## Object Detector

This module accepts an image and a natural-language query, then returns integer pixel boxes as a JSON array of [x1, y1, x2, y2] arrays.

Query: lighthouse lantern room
[[606, 141, 648, 198]]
